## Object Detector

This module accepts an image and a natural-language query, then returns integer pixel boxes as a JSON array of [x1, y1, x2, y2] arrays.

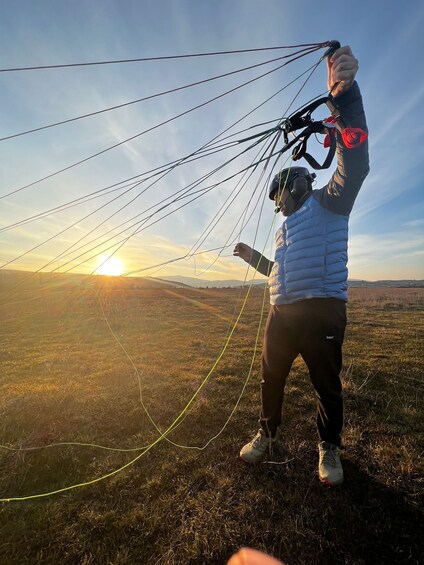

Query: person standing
[[234, 45, 369, 485]]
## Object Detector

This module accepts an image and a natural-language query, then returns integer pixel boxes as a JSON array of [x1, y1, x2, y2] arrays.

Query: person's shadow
[[233, 450, 423, 565], [328, 458, 423, 564]]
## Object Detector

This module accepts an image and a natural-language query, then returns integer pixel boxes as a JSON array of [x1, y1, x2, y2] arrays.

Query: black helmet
[[268, 166, 314, 201]]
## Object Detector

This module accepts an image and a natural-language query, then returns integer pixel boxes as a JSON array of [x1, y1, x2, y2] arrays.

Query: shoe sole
[[319, 477, 343, 486]]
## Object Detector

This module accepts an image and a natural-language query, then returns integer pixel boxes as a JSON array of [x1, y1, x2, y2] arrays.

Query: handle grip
[[324, 40, 341, 58]]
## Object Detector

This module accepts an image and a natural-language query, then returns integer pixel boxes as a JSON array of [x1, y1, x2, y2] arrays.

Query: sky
[[0, 0, 423, 282]]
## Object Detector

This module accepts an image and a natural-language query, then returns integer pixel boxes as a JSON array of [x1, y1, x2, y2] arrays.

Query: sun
[[96, 256, 125, 276]]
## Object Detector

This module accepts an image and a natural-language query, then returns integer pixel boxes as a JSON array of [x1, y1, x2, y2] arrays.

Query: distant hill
[[0, 269, 190, 290], [348, 279, 424, 288], [155, 275, 424, 289], [155, 275, 267, 288]]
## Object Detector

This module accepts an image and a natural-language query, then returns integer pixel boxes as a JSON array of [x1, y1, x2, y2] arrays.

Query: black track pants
[[259, 298, 347, 446]]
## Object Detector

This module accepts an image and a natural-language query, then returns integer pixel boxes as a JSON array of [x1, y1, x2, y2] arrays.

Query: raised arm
[[233, 243, 274, 277], [316, 46, 370, 215]]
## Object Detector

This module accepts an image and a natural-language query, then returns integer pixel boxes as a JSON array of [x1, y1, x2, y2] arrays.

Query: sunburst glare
[[96, 256, 125, 276]]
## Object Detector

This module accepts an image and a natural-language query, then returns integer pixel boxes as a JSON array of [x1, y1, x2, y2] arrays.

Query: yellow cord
[[0, 159, 291, 502], [0, 281, 253, 501]]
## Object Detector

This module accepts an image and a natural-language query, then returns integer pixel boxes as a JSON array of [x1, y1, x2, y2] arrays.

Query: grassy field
[[0, 274, 423, 564]]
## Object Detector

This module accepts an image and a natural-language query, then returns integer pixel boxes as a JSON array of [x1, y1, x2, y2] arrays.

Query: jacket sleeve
[[314, 81, 370, 215], [249, 249, 274, 277]]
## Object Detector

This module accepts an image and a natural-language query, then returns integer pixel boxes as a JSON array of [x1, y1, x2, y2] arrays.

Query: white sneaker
[[318, 441, 343, 485], [240, 428, 278, 464]]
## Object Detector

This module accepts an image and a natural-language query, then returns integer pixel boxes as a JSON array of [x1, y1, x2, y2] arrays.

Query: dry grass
[[0, 276, 423, 564]]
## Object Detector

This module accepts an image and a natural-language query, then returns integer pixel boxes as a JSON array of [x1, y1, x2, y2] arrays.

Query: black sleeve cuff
[[329, 81, 361, 111]]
